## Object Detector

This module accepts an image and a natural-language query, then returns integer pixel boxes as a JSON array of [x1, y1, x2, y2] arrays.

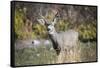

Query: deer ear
[[37, 19, 45, 25], [52, 18, 57, 25]]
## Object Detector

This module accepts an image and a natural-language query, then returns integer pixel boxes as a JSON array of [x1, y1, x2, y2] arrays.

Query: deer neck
[[49, 32, 61, 55], [49, 31, 57, 38], [49, 31, 58, 46]]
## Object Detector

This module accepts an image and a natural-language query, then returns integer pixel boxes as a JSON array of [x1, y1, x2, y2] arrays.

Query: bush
[[78, 22, 96, 41]]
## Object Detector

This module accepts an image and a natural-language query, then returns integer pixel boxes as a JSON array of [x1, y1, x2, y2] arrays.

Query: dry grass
[[15, 41, 97, 66]]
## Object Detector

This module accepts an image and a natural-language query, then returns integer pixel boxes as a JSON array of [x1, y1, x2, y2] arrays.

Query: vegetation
[[15, 42, 96, 66], [15, 4, 97, 40], [78, 21, 97, 41], [15, 44, 57, 66], [14, 2, 97, 66]]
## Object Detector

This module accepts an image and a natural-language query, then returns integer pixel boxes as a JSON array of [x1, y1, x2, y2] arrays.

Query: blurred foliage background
[[14, 2, 97, 41]]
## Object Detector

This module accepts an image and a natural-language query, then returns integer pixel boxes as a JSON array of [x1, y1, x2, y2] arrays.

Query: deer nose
[[47, 28, 50, 31]]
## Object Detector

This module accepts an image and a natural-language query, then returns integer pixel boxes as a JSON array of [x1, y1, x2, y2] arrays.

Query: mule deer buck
[[37, 12, 80, 63]]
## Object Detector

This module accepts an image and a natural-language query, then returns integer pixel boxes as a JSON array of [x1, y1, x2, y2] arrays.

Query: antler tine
[[55, 11, 58, 17], [39, 8, 45, 19], [39, 13, 45, 19], [38, 8, 49, 25], [52, 11, 58, 22]]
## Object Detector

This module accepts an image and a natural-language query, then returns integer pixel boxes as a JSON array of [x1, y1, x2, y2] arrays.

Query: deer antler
[[52, 11, 59, 25], [39, 8, 49, 25]]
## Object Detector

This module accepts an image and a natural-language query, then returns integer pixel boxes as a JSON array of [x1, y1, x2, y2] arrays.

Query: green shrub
[[78, 22, 96, 41]]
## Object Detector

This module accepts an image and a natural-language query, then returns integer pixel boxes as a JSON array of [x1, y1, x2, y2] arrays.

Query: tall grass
[[15, 44, 57, 66], [79, 41, 97, 62], [15, 41, 97, 66]]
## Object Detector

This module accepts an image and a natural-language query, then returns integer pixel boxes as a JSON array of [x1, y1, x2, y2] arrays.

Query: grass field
[[15, 41, 97, 66]]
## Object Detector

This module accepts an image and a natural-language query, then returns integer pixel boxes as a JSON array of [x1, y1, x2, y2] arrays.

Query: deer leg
[[56, 48, 65, 63]]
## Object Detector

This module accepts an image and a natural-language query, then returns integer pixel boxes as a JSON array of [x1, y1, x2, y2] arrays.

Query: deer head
[[37, 12, 58, 35]]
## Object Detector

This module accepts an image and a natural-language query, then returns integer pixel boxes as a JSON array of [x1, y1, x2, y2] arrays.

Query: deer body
[[37, 12, 80, 63], [48, 29, 78, 54]]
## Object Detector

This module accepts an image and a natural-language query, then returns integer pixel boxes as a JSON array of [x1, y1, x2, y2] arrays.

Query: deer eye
[[47, 24, 50, 26]]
